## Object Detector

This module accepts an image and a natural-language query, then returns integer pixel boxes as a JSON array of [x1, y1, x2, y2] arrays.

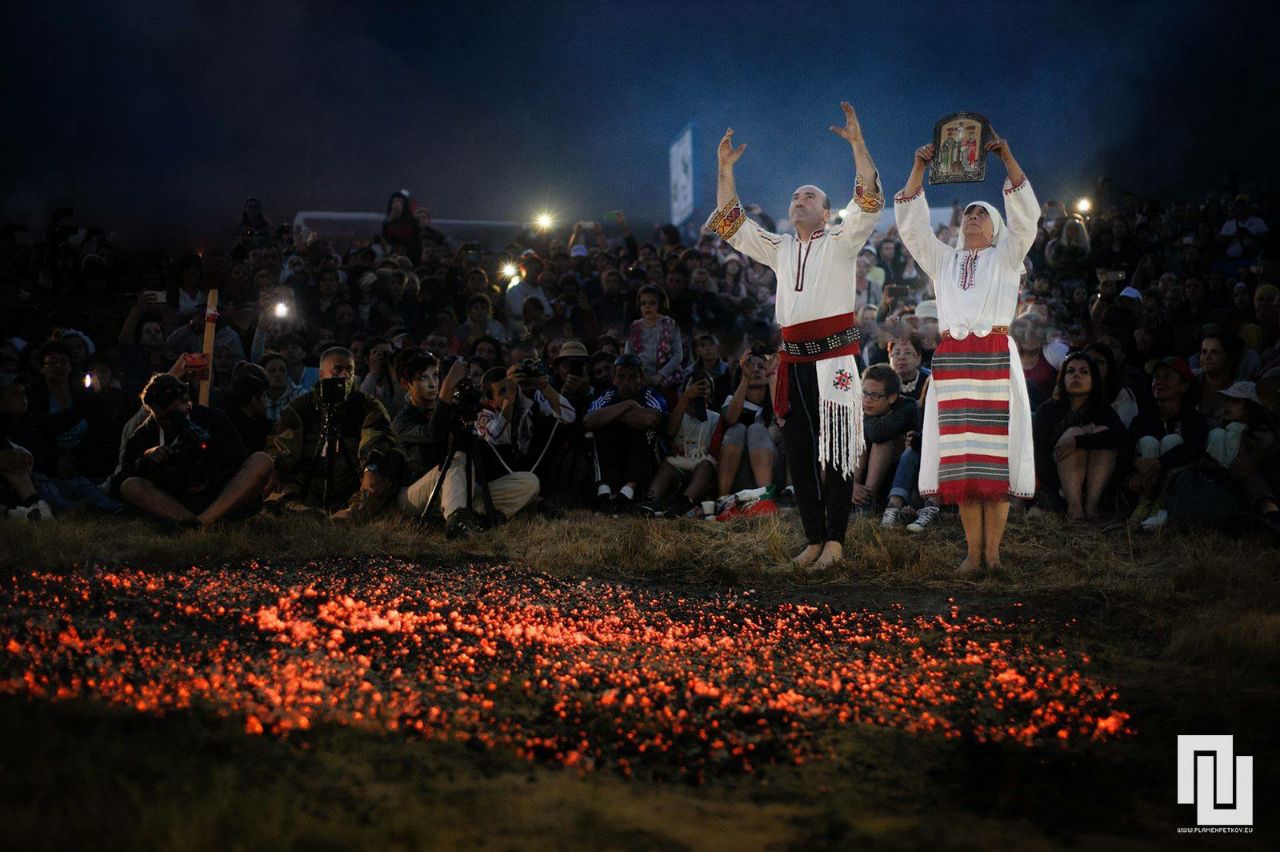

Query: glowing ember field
[[1, 560, 1130, 781]]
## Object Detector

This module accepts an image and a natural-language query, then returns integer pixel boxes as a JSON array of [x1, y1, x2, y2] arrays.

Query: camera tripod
[[420, 423, 498, 523], [298, 402, 357, 512]]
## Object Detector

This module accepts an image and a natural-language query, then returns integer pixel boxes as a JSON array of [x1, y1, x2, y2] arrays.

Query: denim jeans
[[888, 446, 920, 503], [31, 472, 124, 515]]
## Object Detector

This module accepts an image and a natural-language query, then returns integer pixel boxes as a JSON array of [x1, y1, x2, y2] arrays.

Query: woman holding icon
[[894, 128, 1038, 576]]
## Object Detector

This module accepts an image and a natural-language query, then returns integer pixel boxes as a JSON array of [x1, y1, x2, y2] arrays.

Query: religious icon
[[929, 112, 991, 184]]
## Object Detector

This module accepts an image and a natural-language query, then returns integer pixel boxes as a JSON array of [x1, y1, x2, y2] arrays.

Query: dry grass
[[3, 506, 1274, 597]]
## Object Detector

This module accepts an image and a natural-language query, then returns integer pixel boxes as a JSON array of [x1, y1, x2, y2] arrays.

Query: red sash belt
[[774, 313, 861, 418]]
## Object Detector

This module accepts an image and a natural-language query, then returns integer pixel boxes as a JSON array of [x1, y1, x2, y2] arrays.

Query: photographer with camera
[[478, 355, 576, 475], [392, 350, 538, 536], [114, 374, 272, 527], [265, 347, 404, 522], [532, 340, 598, 509]]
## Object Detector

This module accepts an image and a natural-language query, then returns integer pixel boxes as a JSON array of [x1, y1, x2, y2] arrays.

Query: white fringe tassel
[[817, 393, 864, 480]]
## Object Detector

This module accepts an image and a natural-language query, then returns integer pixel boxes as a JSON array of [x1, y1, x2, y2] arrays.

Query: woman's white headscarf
[[963, 201, 1004, 246]]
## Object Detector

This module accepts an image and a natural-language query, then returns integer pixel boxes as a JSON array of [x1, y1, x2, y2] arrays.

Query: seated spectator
[[714, 349, 780, 518], [625, 285, 684, 395], [1083, 341, 1141, 428], [117, 296, 176, 397], [583, 354, 666, 511], [537, 341, 598, 510], [1, 373, 55, 520], [855, 364, 916, 513], [1126, 357, 1209, 529], [887, 334, 931, 401], [25, 341, 99, 481], [277, 332, 319, 392], [265, 347, 404, 521], [358, 335, 403, 417], [452, 294, 507, 352], [638, 370, 719, 519], [1208, 382, 1280, 527], [691, 333, 732, 404], [1193, 331, 1248, 426], [114, 374, 271, 527], [1032, 352, 1127, 521], [477, 356, 575, 474], [1012, 316, 1058, 410], [225, 366, 272, 452], [261, 351, 304, 421], [392, 350, 537, 537]]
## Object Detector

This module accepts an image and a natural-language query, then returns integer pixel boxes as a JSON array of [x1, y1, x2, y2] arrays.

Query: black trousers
[[593, 423, 656, 492], [781, 361, 853, 545]]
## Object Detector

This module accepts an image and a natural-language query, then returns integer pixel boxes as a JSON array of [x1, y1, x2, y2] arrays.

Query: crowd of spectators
[[2, 181, 1278, 539]]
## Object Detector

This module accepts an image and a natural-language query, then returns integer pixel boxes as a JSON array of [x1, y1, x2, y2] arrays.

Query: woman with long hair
[[1032, 351, 1126, 520]]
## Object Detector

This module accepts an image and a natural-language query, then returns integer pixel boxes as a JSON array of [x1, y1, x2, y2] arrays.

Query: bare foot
[[983, 552, 1002, 573], [792, 544, 823, 567], [813, 541, 844, 569], [956, 555, 983, 578]]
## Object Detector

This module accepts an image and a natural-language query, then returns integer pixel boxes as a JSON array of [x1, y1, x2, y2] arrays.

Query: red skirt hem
[[936, 480, 1011, 504]]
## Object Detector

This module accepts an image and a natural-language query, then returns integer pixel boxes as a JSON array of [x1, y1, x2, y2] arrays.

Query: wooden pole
[[198, 288, 219, 406]]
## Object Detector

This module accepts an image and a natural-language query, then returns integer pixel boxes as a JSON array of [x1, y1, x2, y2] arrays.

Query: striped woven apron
[[931, 331, 1013, 503]]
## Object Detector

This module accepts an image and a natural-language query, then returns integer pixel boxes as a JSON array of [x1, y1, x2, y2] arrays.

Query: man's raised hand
[[717, 128, 746, 169], [828, 101, 865, 145], [914, 143, 936, 166]]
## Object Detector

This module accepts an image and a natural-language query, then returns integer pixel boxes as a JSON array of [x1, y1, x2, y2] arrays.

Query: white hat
[[1217, 381, 1260, 404], [914, 299, 938, 320]]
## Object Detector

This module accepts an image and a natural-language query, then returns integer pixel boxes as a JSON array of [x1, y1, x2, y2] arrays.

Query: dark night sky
[[3, 1, 1276, 247]]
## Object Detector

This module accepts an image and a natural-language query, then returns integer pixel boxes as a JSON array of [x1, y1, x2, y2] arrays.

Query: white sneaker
[[27, 499, 54, 521], [907, 505, 940, 532], [1140, 509, 1168, 531], [880, 506, 901, 527]]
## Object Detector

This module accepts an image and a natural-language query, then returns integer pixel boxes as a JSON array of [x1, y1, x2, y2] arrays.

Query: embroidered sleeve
[[703, 196, 782, 269], [893, 185, 948, 282], [831, 172, 884, 259], [853, 173, 885, 213], [706, 196, 746, 240], [998, 176, 1039, 268]]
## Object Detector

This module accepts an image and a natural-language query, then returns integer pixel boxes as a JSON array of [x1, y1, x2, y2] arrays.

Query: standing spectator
[[382, 191, 423, 261], [625, 285, 684, 395]]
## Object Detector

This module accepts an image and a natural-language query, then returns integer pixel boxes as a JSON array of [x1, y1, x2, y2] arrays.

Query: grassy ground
[[2, 509, 1277, 849]]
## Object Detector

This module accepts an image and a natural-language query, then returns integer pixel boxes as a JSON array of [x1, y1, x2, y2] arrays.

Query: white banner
[[669, 125, 694, 226]]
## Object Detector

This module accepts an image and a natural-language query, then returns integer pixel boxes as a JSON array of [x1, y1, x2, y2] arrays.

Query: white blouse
[[894, 177, 1039, 338]]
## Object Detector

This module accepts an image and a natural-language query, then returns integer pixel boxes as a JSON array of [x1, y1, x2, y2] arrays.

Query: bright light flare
[[274, 302, 289, 319], [535, 213, 554, 231], [500, 263, 518, 279], [1075, 198, 1092, 214], [83, 373, 93, 389]]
